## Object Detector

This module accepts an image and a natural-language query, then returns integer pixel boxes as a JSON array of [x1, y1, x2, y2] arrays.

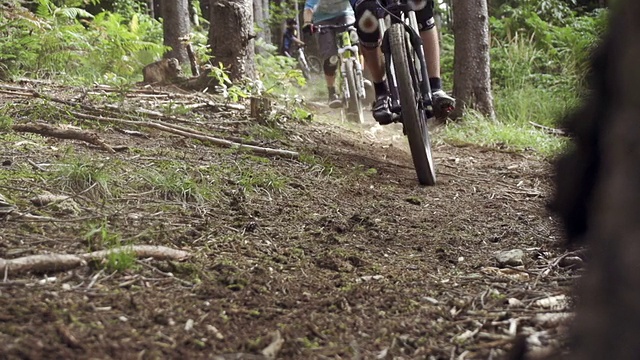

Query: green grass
[[238, 167, 288, 191], [439, 109, 568, 158], [494, 85, 580, 129], [0, 113, 13, 131], [84, 222, 137, 272], [105, 247, 138, 272], [139, 166, 214, 203], [52, 155, 113, 198]]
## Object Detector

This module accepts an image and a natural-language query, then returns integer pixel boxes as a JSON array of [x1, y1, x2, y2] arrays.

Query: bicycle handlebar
[[310, 22, 356, 34]]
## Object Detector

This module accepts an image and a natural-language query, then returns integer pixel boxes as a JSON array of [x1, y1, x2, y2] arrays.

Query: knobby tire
[[345, 59, 365, 124], [388, 23, 436, 185]]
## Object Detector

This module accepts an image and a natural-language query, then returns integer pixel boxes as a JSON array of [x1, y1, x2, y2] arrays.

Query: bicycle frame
[[316, 24, 366, 102], [378, 0, 434, 117]]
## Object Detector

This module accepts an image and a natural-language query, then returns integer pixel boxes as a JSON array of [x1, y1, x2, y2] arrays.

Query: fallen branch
[[11, 123, 115, 153], [67, 110, 299, 159], [529, 121, 568, 137], [2, 86, 296, 157], [0, 245, 191, 276]]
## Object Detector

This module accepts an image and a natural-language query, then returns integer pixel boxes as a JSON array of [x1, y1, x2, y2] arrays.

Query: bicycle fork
[[381, 12, 435, 119]]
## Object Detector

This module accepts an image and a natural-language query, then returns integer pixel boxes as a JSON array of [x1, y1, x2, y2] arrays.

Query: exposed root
[[11, 123, 115, 153], [0, 245, 191, 276]]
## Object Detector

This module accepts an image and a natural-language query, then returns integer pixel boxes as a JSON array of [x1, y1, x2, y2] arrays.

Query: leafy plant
[[0, 0, 164, 82]]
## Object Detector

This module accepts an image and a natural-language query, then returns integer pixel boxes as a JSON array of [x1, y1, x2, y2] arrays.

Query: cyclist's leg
[[316, 17, 342, 107], [413, 0, 455, 116], [353, 0, 392, 124]]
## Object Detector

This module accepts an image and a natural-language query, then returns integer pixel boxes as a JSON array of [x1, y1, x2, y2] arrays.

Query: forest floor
[[0, 79, 580, 359]]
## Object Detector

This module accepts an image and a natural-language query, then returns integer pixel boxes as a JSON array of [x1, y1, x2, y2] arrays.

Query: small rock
[[507, 298, 524, 308], [495, 249, 525, 267], [30, 192, 81, 216], [559, 256, 585, 269], [119, 316, 128, 322], [207, 325, 225, 340], [185, 319, 194, 331]]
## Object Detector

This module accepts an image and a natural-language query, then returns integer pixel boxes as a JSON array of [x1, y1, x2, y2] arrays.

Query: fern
[[54, 7, 94, 20]]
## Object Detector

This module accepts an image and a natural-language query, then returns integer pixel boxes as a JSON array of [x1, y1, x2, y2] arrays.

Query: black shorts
[[352, 0, 435, 48]]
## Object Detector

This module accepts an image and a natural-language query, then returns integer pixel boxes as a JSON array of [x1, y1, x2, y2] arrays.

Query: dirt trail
[[0, 83, 575, 359]]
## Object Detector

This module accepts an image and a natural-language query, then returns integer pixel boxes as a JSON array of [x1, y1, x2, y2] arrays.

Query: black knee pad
[[354, 0, 382, 48], [412, 0, 436, 31], [323, 57, 338, 76]]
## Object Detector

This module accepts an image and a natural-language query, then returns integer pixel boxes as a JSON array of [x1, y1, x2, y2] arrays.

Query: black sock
[[373, 81, 388, 98], [328, 86, 336, 97], [429, 77, 442, 91]]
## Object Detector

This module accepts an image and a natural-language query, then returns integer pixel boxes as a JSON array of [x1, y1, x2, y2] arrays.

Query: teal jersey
[[304, 0, 354, 23]]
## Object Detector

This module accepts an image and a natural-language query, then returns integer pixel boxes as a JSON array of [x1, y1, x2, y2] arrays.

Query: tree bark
[[451, 0, 495, 119], [208, 0, 256, 81], [161, 0, 191, 65]]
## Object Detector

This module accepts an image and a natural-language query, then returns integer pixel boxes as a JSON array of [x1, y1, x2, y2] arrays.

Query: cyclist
[[302, 0, 355, 108], [352, 0, 456, 124], [282, 18, 305, 58]]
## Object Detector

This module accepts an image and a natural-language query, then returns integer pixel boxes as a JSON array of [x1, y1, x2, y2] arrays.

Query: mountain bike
[[313, 23, 366, 124], [293, 46, 322, 80], [377, 0, 439, 185]]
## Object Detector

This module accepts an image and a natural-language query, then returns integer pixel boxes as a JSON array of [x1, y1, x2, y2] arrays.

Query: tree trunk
[[153, 0, 162, 20], [161, 0, 191, 65], [262, 0, 271, 43], [254, 0, 265, 53], [147, 0, 155, 18], [208, 0, 256, 81], [451, 0, 495, 119]]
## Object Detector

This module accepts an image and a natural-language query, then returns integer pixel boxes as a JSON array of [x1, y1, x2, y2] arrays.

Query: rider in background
[[302, 0, 355, 108], [352, 0, 456, 124], [282, 18, 305, 58]]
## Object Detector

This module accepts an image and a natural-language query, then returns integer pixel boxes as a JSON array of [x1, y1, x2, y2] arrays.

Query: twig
[[135, 259, 194, 287], [86, 268, 105, 289]]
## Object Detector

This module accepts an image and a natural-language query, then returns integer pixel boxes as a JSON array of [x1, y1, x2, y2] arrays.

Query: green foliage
[[84, 220, 121, 249], [0, 105, 14, 131], [105, 247, 137, 272], [268, 1, 299, 29], [139, 163, 214, 203], [52, 154, 113, 198], [0, 0, 165, 82], [255, 52, 307, 95], [484, 1, 608, 132], [84, 221, 137, 272], [441, 110, 567, 158]]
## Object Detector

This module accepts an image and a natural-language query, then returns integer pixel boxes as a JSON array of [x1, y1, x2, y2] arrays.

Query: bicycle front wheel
[[345, 59, 365, 124], [298, 56, 311, 80], [388, 23, 436, 186], [307, 55, 323, 74]]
